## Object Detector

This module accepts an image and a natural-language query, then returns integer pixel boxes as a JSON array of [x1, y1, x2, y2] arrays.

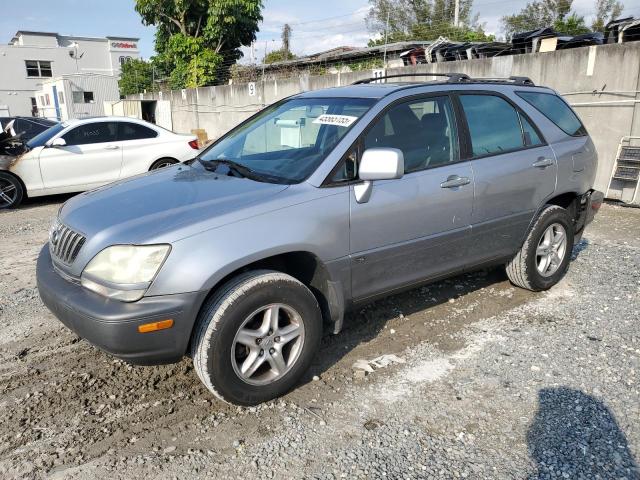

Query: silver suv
[[37, 74, 604, 405]]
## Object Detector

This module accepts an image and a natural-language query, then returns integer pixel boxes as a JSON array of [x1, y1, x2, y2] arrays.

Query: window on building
[[58, 91, 65, 104], [72, 91, 95, 104], [119, 56, 133, 66], [44, 94, 51, 106], [459, 94, 527, 157], [62, 122, 118, 146], [516, 91, 587, 136], [25, 60, 52, 78]]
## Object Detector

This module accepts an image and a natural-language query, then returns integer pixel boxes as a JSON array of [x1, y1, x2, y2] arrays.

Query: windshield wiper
[[197, 158, 290, 184]]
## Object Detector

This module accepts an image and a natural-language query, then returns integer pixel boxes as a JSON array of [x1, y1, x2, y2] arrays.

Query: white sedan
[[0, 117, 200, 208]]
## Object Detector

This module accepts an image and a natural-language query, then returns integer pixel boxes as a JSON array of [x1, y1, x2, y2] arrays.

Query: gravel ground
[[0, 196, 638, 479]]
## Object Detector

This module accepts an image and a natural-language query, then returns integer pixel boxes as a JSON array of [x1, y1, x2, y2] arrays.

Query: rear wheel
[[0, 172, 24, 209], [149, 158, 178, 170], [506, 205, 574, 291], [191, 270, 322, 406]]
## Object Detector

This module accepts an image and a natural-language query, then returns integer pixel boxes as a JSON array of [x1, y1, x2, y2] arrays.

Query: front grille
[[50, 222, 86, 265]]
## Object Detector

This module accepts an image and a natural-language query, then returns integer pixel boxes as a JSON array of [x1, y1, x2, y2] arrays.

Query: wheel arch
[[189, 250, 345, 349], [149, 157, 179, 171], [0, 168, 28, 199], [528, 191, 583, 236]]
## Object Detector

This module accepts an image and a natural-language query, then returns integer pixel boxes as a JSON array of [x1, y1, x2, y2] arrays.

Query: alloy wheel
[[231, 303, 305, 386], [535, 223, 567, 277], [0, 179, 17, 208]]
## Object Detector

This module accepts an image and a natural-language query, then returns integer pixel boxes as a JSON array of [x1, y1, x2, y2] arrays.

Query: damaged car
[[0, 117, 200, 209], [38, 75, 604, 405]]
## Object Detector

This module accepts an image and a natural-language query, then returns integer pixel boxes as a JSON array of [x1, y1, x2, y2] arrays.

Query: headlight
[[81, 245, 170, 302]]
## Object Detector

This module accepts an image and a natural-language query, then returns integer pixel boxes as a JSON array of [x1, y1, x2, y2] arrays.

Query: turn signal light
[[138, 319, 174, 333]]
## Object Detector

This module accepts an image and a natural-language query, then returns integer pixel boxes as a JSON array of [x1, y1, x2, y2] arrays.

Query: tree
[[263, 49, 297, 64], [554, 12, 589, 34], [366, 0, 493, 45], [501, 0, 573, 39], [262, 23, 297, 64], [134, 0, 263, 88], [119, 59, 154, 96], [592, 0, 624, 31]]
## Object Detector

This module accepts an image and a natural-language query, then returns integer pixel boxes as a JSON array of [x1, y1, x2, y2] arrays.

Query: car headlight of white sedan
[[81, 245, 171, 302]]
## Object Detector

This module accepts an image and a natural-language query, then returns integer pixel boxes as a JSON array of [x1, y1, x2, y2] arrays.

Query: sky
[[2, 0, 640, 61]]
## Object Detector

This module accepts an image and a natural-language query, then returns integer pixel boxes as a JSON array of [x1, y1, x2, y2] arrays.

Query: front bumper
[[36, 245, 207, 365]]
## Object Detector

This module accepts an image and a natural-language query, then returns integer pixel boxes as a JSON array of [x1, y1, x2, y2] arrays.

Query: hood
[[60, 163, 289, 244]]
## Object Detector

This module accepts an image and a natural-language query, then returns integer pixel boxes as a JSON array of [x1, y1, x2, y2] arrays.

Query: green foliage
[[366, 0, 493, 45], [500, 0, 575, 39], [554, 13, 590, 35], [263, 49, 298, 64], [118, 59, 154, 96], [135, 0, 263, 88], [592, 0, 624, 31]]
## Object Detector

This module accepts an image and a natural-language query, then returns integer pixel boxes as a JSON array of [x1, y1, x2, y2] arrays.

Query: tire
[[191, 270, 322, 406], [149, 158, 178, 170], [0, 172, 24, 209], [506, 205, 574, 292]]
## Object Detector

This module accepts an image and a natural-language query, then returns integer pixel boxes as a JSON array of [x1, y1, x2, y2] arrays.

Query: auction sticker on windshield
[[313, 114, 358, 127]]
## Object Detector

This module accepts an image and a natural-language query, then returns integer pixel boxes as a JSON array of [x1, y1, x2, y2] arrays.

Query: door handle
[[104, 145, 119, 150], [532, 157, 553, 168], [440, 175, 470, 189]]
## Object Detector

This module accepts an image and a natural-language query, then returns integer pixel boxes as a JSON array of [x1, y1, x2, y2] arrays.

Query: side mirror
[[50, 137, 67, 148], [354, 148, 404, 203]]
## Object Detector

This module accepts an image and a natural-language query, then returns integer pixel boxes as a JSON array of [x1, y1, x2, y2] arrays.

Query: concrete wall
[[133, 42, 640, 195]]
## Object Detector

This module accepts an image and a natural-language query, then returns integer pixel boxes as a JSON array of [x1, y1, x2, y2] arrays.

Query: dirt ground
[[0, 196, 638, 479]]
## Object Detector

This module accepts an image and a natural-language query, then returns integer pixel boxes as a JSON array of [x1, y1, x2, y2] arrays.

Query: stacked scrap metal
[[399, 17, 636, 66]]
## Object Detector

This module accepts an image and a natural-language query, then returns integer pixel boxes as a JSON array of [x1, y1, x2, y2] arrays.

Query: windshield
[[199, 97, 375, 183], [26, 123, 65, 148]]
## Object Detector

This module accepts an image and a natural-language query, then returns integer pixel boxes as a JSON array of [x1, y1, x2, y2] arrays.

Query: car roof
[[295, 78, 551, 100], [61, 116, 157, 128]]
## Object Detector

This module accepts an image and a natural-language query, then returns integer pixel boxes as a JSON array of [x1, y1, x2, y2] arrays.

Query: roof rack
[[352, 73, 535, 86], [352, 73, 470, 84], [470, 76, 535, 85]]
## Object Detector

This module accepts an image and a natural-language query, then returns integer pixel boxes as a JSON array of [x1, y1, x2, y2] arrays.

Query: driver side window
[[331, 95, 459, 182], [62, 122, 118, 146]]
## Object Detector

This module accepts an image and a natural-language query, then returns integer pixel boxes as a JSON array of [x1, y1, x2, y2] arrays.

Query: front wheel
[[0, 172, 24, 209], [506, 205, 574, 291], [191, 270, 322, 406]]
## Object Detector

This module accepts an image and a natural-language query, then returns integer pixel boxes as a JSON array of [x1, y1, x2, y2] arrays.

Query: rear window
[[516, 91, 586, 137]]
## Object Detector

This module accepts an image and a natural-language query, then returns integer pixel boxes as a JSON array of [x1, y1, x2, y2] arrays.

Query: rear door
[[39, 121, 123, 191], [345, 94, 475, 300], [455, 92, 557, 263], [117, 121, 160, 176]]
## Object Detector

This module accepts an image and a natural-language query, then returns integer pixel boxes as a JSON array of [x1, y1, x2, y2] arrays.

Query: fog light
[[138, 319, 174, 333]]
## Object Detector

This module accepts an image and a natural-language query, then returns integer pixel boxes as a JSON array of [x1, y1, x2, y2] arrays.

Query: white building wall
[[36, 74, 120, 120], [0, 31, 139, 117]]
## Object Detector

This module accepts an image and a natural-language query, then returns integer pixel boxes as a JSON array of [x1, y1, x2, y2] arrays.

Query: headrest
[[421, 113, 447, 133]]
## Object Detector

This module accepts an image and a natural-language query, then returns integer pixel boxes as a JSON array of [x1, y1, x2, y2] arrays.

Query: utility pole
[[382, 9, 390, 67], [262, 41, 267, 81], [454, 0, 460, 27]]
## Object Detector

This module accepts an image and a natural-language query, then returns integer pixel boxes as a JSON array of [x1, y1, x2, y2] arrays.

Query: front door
[[39, 121, 123, 192], [348, 95, 474, 300], [455, 93, 557, 263]]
